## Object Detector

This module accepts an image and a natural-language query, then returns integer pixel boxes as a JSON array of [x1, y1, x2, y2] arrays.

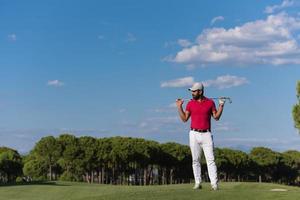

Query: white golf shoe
[[211, 184, 218, 191], [193, 183, 202, 190]]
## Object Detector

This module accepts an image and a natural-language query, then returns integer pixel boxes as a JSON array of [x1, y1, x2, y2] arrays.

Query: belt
[[191, 128, 210, 133]]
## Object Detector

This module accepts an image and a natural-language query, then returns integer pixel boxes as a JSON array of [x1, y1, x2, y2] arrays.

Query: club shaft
[[181, 97, 232, 103]]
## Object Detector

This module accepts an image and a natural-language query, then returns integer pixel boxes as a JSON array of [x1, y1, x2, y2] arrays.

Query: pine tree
[[292, 81, 300, 133]]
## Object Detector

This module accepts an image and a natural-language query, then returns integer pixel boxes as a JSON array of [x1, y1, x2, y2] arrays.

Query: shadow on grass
[[0, 181, 70, 187]]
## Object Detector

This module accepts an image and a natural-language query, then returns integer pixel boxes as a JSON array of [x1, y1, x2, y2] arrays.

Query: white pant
[[189, 130, 218, 186]]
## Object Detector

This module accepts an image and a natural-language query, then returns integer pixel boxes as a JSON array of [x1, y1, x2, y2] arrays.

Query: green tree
[[214, 148, 229, 181], [57, 134, 83, 181], [214, 148, 249, 182], [96, 138, 113, 184], [23, 153, 48, 180], [20, 134, 300, 186], [79, 136, 97, 183], [109, 137, 126, 184], [160, 142, 191, 184], [250, 147, 281, 182], [0, 147, 23, 183], [128, 138, 153, 185], [292, 81, 300, 132], [281, 150, 300, 184], [130, 138, 160, 185], [34, 136, 61, 180]]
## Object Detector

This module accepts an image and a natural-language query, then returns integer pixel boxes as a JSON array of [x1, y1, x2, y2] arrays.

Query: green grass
[[0, 181, 299, 200]]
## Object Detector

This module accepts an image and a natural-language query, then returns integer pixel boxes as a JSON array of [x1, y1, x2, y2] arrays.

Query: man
[[176, 82, 225, 190]]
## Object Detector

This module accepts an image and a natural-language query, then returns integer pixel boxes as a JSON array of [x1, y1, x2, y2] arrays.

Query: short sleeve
[[186, 101, 191, 112]]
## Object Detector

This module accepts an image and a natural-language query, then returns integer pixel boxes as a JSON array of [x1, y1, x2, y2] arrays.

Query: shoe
[[193, 183, 202, 189], [211, 184, 218, 191]]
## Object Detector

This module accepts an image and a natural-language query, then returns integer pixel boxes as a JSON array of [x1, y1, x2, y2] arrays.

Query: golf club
[[179, 97, 233, 104]]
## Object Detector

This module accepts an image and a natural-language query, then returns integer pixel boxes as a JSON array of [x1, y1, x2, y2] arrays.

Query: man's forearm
[[177, 106, 188, 122], [214, 105, 224, 120]]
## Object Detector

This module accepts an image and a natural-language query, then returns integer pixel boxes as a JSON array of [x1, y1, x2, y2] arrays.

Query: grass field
[[0, 181, 299, 200]]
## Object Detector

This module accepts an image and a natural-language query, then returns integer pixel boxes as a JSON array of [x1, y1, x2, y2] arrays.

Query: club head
[[227, 98, 232, 104]]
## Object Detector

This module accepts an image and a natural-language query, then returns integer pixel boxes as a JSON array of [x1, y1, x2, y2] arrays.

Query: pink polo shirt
[[185, 97, 216, 130]]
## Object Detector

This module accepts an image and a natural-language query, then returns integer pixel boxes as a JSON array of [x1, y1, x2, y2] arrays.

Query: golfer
[[176, 82, 225, 190]]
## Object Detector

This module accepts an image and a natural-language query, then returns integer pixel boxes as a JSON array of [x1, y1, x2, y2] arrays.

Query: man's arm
[[176, 99, 190, 122], [212, 98, 225, 121], [212, 105, 224, 121]]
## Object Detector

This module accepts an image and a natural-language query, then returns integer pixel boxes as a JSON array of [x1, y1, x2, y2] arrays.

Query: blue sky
[[1, 0, 300, 153]]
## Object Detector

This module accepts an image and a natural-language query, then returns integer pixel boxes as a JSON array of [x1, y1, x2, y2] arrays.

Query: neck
[[194, 95, 204, 101]]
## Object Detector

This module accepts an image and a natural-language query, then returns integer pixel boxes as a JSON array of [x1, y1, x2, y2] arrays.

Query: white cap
[[188, 82, 204, 91]]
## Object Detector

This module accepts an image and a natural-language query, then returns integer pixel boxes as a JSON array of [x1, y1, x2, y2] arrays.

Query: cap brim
[[188, 88, 200, 92]]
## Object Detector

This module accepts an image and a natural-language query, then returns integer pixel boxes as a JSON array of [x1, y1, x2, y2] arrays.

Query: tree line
[[1, 134, 299, 186], [293, 81, 300, 133]]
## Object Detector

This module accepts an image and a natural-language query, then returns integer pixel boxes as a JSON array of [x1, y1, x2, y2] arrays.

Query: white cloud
[[169, 12, 300, 66], [119, 108, 126, 113], [139, 122, 148, 128], [8, 33, 17, 41], [215, 137, 300, 152], [98, 35, 105, 40], [164, 39, 192, 48], [164, 41, 177, 48], [125, 32, 137, 42], [149, 102, 177, 114], [161, 75, 248, 89], [213, 122, 239, 132], [47, 80, 64, 87], [186, 64, 197, 70], [178, 39, 192, 47], [120, 116, 185, 135], [146, 116, 180, 124], [203, 75, 249, 89], [211, 16, 225, 25], [168, 102, 177, 108], [150, 103, 178, 113], [161, 76, 195, 88], [135, 117, 181, 131], [265, 0, 294, 14]]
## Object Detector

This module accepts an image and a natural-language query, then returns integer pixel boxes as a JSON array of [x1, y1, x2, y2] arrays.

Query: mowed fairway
[[0, 182, 299, 200]]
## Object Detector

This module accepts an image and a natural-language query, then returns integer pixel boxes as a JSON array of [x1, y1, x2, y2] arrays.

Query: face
[[192, 90, 203, 100]]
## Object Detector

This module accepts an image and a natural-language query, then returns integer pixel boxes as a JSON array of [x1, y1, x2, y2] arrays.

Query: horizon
[[1, 0, 300, 154], [1, 131, 298, 155]]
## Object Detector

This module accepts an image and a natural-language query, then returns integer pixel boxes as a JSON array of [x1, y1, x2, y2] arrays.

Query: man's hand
[[218, 97, 226, 106], [176, 99, 184, 108], [176, 98, 190, 122]]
